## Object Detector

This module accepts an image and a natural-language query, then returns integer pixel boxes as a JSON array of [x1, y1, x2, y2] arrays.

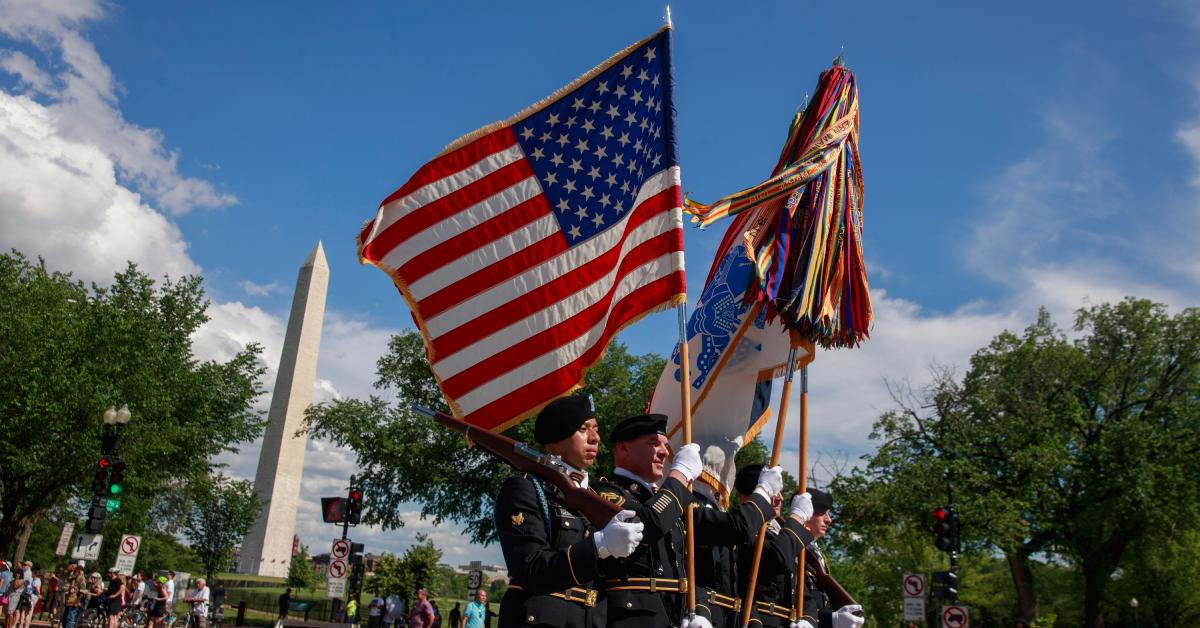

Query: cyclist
[[103, 569, 125, 628], [182, 580, 209, 628], [147, 578, 168, 628]]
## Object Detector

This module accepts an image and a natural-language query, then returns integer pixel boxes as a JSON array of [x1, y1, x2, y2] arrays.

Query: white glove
[[593, 510, 643, 559], [831, 604, 865, 628], [680, 615, 713, 628], [790, 492, 813, 522], [670, 443, 703, 482], [752, 465, 784, 500], [790, 621, 816, 628]]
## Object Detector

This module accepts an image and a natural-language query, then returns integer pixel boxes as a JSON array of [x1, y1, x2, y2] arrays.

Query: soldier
[[795, 488, 863, 628], [494, 395, 645, 628], [732, 465, 814, 628], [691, 448, 782, 628], [595, 415, 785, 628]]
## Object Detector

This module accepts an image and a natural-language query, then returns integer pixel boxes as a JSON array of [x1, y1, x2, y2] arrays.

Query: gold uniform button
[[625, 602, 633, 609], [527, 616, 535, 622]]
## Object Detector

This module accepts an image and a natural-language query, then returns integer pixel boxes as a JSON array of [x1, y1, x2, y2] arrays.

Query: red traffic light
[[98, 457, 112, 469], [349, 490, 362, 501], [932, 507, 948, 522]]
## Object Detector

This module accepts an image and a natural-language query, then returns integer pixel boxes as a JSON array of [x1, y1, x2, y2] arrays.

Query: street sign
[[326, 576, 345, 598], [331, 539, 350, 560], [71, 533, 102, 560], [903, 573, 925, 598], [329, 559, 349, 579], [942, 605, 970, 628], [904, 597, 926, 622], [466, 560, 483, 598], [55, 523, 76, 556], [114, 534, 142, 575]]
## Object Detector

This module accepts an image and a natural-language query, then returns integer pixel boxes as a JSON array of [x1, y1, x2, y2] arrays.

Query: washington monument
[[238, 242, 329, 577]]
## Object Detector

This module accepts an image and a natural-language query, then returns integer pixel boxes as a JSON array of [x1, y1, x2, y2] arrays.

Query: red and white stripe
[[360, 127, 685, 430]]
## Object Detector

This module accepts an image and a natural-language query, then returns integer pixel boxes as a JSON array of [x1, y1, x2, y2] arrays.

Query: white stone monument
[[238, 242, 329, 577]]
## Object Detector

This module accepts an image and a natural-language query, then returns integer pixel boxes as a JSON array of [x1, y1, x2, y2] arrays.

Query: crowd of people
[[0, 560, 223, 628], [333, 586, 495, 628]]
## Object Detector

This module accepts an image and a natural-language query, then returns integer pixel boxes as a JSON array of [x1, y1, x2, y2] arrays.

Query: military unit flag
[[358, 27, 685, 431]]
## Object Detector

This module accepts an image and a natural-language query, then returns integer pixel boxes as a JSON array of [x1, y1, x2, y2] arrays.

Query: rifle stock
[[807, 551, 858, 610], [413, 404, 621, 528]]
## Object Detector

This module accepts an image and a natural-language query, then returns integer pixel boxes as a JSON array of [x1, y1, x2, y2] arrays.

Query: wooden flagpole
[[792, 364, 810, 622], [676, 303, 698, 619], [739, 345, 801, 628]]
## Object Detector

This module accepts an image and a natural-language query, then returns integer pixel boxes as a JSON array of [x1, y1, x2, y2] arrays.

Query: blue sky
[[3, 1, 1198, 567]]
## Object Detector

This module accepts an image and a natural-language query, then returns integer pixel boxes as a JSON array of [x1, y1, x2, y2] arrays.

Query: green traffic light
[[106, 498, 121, 513], [109, 484, 122, 495]]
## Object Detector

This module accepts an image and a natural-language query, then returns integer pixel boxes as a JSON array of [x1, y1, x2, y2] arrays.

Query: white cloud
[[240, 280, 285, 297], [0, 0, 234, 286]]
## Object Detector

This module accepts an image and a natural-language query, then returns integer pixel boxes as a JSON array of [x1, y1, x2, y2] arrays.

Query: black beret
[[734, 464, 764, 496], [807, 487, 833, 514], [609, 413, 668, 443], [534, 394, 595, 445]]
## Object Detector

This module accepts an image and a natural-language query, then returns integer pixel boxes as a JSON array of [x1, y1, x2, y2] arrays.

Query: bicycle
[[119, 605, 147, 628]]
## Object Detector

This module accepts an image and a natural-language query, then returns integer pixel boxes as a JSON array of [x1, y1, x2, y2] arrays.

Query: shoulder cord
[[529, 476, 556, 543]]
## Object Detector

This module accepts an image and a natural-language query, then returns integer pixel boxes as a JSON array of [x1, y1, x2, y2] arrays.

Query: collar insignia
[[511, 512, 525, 526]]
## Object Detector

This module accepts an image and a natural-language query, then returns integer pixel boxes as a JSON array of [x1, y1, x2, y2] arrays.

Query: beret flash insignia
[[511, 512, 525, 527]]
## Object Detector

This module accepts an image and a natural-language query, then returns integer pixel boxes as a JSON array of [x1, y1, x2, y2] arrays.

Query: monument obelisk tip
[[302, 241, 327, 269]]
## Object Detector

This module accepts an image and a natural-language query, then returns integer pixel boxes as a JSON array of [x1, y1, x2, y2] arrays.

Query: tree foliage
[[830, 299, 1200, 627], [183, 474, 260, 580], [288, 544, 320, 592], [365, 533, 443, 599], [303, 332, 664, 544], [0, 251, 267, 559]]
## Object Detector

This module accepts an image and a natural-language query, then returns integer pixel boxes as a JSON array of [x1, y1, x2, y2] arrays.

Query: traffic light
[[347, 488, 364, 525], [349, 542, 365, 567], [932, 506, 960, 553], [85, 496, 107, 533], [93, 457, 112, 493], [932, 570, 959, 601], [321, 497, 347, 523], [108, 458, 126, 496]]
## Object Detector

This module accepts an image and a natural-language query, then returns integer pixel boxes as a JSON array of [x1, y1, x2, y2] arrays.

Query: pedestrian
[[447, 602, 459, 628], [407, 589, 433, 628], [18, 565, 40, 628], [732, 466, 813, 628], [148, 577, 169, 628], [184, 578, 209, 628], [382, 595, 398, 628], [276, 588, 290, 619], [164, 572, 176, 614], [210, 581, 226, 628], [344, 594, 357, 626], [103, 568, 125, 628], [461, 590, 486, 628], [43, 567, 60, 621], [429, 600, 440, 628], [367, 594, 383, 628], [493, 395, 644, 628], [5, 565, 25, 628], [591, 413, 707, 628], [60, 563, 86, 628], [797, 488, 864, 628]]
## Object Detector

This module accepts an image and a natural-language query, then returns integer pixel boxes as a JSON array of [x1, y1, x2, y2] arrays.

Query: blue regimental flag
[[649, 208, 810, 504]]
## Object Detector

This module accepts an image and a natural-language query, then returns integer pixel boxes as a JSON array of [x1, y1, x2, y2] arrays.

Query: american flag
[[358, 27, 685, 431]]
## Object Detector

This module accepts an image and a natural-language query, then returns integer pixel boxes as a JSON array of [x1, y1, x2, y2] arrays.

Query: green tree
[[287, 545, 320, 592], [365, 553, 405, 597], [364, 534, 444, 600], [182, 474, 260, 580], [303, 331, 663, 544], [832, 299, 1200, 627], [0, 251, 266, 559]]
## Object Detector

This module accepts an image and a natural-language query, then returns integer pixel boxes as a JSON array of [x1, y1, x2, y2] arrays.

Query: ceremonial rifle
[[412, 404, 622, 528], [805, 550, 858, 610]]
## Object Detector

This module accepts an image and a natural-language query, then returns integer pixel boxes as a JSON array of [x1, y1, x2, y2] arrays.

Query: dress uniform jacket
[[494, 473, 606, 628], [692, 491, 775, 628], [737, 517, 814, 628], [798, 542, 837, 628], [593, 473, 693, 628]]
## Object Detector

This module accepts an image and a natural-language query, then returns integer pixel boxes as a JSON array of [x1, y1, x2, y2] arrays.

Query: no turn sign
[[942, 605, 970, 628], [331, 539, 350, 560], [328, 559, 348, 579], [114, 534, 142, 576], [903, 573, 925, 598]]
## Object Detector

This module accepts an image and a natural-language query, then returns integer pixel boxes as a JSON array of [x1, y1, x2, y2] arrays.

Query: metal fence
[[226, 591, 338, 623]]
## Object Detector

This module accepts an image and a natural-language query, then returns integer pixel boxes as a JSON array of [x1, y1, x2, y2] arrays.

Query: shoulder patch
[[599, 491, 626, 507], [511, 512, 525, 526]]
